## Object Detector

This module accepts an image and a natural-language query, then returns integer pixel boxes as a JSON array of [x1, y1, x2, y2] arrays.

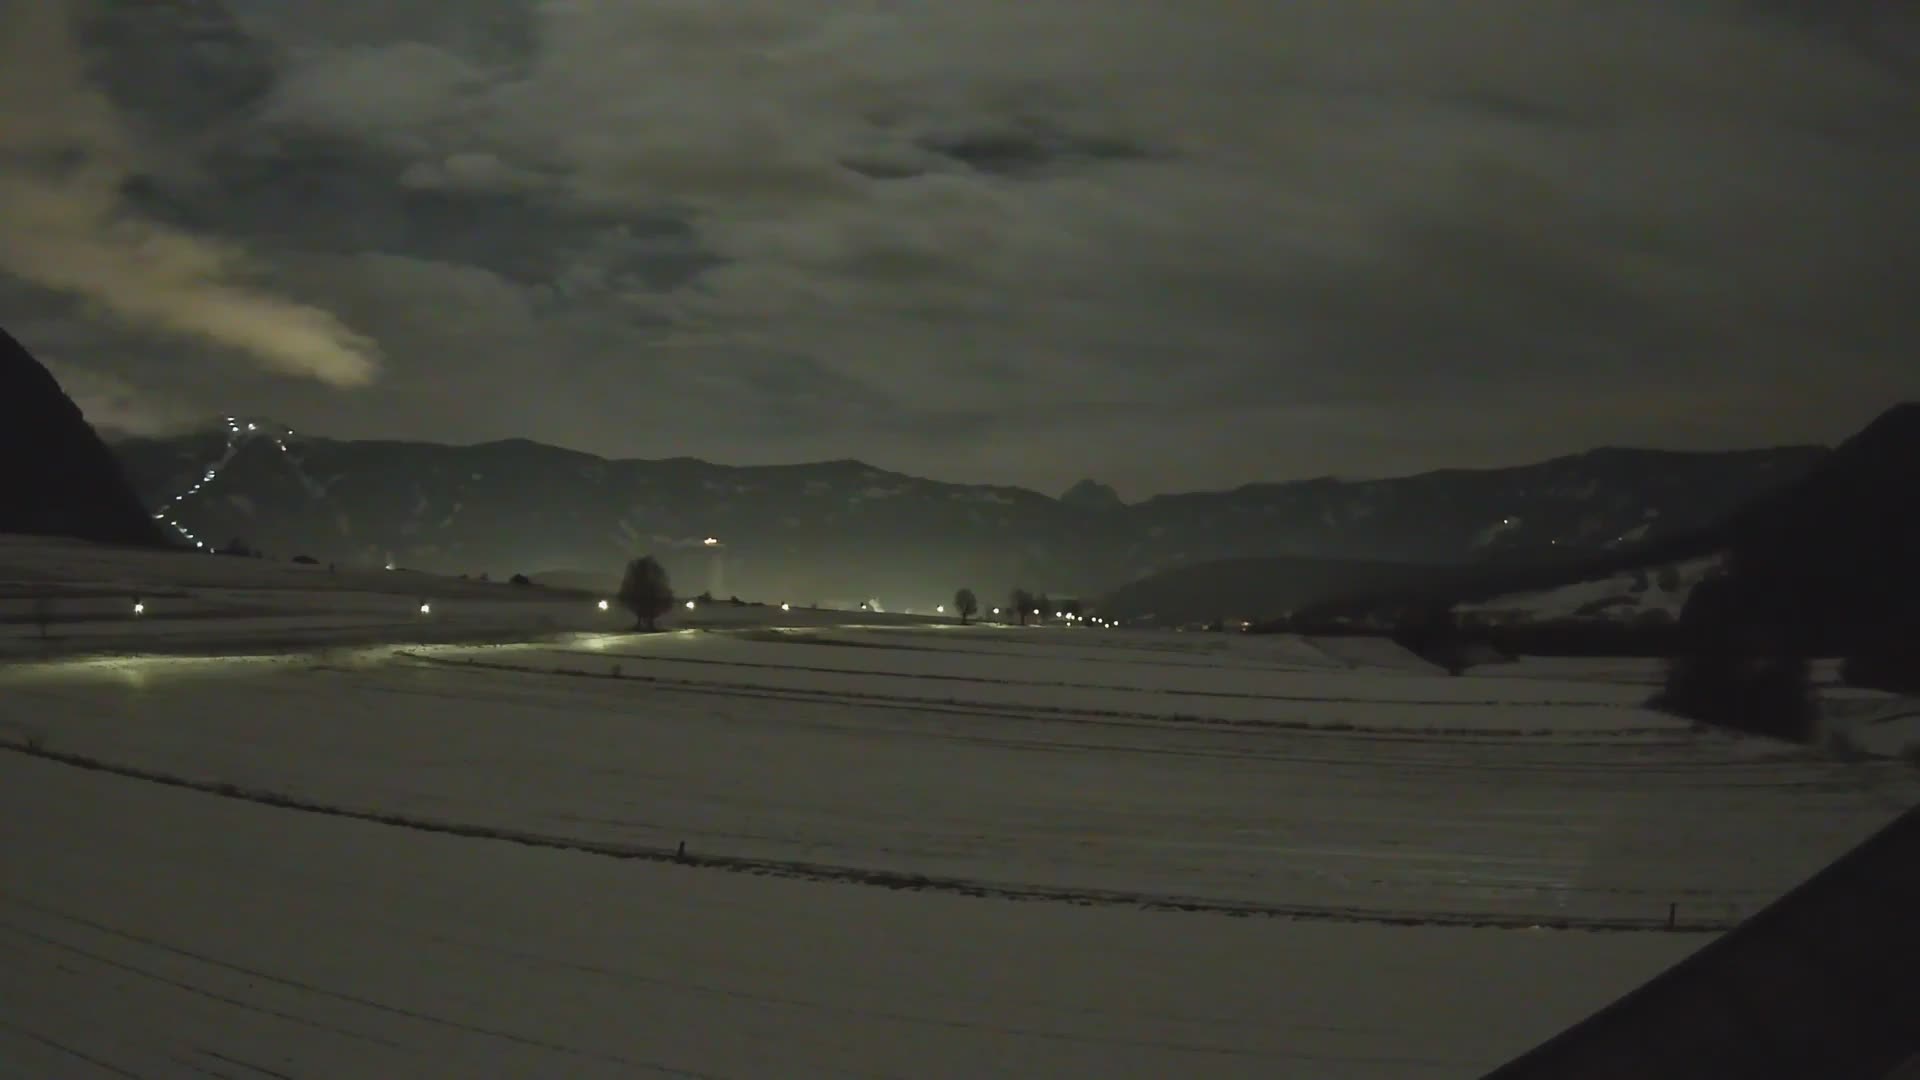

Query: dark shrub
[[1841, 643, 1920, 694]]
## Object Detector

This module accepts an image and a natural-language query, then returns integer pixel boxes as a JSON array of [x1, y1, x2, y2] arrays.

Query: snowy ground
[[2, 536, 1916, 1077], [0, 535, 937, 659], [1457, 556, 1721, 625]]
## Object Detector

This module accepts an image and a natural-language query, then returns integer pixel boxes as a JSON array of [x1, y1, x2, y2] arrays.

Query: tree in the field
[[1036, 593, 1053, 621], [1651, 573, 1815, 742], [1009, 588, 1035, 626], [617, 555, 674, 631], [953, 587, 979, 624]]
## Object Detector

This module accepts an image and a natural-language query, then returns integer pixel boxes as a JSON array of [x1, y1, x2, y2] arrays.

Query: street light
[[597, 599, 610, 611], [781, 602, 791, 612], [936, 604, 945, 614], [418, 602, 432, 615], [132, 601, 145, 616], [685, 599, 697, 610]]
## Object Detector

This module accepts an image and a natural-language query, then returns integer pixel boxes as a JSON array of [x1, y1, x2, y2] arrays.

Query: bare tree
[[618, 555, 674, 631], [1009, 588, 1035, 626], [953, 587, 978, 624]]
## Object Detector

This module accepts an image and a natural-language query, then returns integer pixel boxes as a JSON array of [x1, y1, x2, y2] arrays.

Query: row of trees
[[1004, 590, 1082, 625], [613, 556, 1087, 633]]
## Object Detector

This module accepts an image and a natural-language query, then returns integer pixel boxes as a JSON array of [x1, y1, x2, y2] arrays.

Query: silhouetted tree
[[1651, 574, 1816, 741], [1009, 588, 1035, 626], [1392, 606, 1469, 675], [1841, 641, 1920, 694], [953, 587, 978, 624], [618, 555, 674, 631], [509, 573, 531, 586], [1036, 594, 1053, 621]]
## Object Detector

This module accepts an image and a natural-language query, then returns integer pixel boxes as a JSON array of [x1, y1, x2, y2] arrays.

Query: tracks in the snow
[[401, 651, 1678, 743], [0, 740, 1734, 934]]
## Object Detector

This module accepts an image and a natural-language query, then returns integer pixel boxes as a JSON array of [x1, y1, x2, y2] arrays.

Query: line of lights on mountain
[[150, 449, 1117, 628], [151, 416, 296, 552]]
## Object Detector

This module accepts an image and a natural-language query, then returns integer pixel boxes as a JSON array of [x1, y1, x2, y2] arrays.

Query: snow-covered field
[[2, 537, 1915, 1077]]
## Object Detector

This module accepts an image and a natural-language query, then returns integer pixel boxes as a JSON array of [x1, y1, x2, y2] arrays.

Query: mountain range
[[109, 423, 1823, 608]]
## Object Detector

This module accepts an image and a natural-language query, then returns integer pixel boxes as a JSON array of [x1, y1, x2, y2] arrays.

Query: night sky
[[2, 0, 1916, 496]]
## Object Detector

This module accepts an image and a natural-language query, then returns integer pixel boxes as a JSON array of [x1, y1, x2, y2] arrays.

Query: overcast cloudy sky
[[2, 0, 1916, 495]]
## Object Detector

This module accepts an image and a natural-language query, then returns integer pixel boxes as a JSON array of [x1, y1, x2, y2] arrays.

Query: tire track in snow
[[0, 740, 1736, 934], [0, 1015, 147, 1078], [0, 889, 723, 1078], [404, 652, 1672, 741], [565, 646, 1628, 710], [0, 920, 405, 1050]]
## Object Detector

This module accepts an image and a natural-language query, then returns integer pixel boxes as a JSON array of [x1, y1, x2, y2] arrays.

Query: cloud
[[0, 0, 379, 387], [19, 0, 1920, 494]]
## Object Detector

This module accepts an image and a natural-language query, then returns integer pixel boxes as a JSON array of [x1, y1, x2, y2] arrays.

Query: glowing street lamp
[[597, 599, 610, 611], [132, 601, 145, 616], [781, 602, 791, 612], [418, 602, 432, 615], [685, 599, 697, 610]]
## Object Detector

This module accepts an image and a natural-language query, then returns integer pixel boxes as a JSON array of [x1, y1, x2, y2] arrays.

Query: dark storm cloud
[[3, 0, 1918, 495]]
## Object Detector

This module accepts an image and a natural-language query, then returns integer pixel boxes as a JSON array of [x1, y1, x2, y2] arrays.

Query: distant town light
[[936, 604, 945, 613], [703, 537, 719, 546], [781, 602, 791, 612], [597, 599, 610, 611], [992, 607, 1000, 615], [418, 602, 432, 615], [132, 602, 144, 616], [685, 599, 697, 610]]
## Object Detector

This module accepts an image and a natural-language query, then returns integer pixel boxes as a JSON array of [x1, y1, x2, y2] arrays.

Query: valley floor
[[2, 538, 1915, 1077]]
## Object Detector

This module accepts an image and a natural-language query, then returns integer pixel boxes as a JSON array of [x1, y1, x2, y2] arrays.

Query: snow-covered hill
[[1458, 556, 1724, 626]]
